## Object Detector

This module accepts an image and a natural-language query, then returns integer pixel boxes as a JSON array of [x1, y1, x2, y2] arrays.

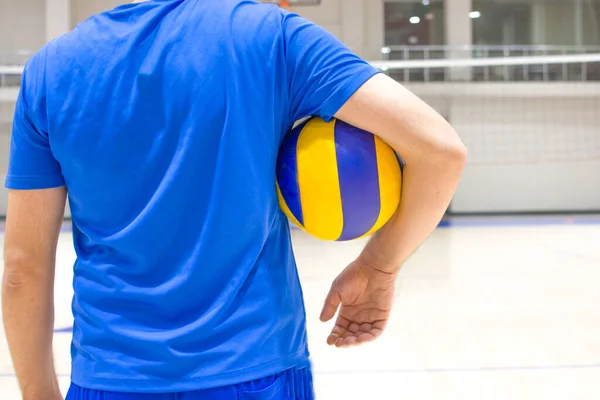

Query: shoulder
[[230, 3, 321, 37], [18, 44, 51, 120], [230, 1, 286, 37]]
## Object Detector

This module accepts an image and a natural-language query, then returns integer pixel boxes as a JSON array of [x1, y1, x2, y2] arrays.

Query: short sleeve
[[5, 54, 65, 190], [281, 11, 381, 123]]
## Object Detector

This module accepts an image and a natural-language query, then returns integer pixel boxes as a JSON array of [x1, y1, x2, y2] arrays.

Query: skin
[[3, 188, 66, 400], [2, 66, 465, 400], [320, 73, 467, 348]]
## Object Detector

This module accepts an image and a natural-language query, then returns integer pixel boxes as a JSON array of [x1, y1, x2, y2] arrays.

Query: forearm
[[2, 264, 60, 399], [360, 150, 466, 273]]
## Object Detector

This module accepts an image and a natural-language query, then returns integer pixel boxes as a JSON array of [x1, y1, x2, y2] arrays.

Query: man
[[2, 0, 466, 399]]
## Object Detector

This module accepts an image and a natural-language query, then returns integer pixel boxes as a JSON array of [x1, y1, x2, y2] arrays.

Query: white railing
[[2, 46, 600, 90], [381, 45, 600, 60], [0, 65, 23, 89], [379, 46, 600, 83], [0, 66, 23, 74], [372, 53, 600, 69]]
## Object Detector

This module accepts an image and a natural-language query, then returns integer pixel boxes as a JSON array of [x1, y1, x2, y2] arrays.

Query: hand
[[320, 256, 397, 348]]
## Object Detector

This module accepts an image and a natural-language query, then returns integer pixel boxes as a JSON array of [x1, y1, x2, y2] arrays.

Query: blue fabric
[[65, 365, 314, 399], [6, 0, 379, 393]]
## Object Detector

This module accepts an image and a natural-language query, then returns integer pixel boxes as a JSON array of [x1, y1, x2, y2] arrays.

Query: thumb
[[320, 284, 341, 322]]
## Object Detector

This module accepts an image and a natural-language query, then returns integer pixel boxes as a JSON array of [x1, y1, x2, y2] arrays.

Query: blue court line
[[437, 216, 600, 228], [54, 326, 73, 333]]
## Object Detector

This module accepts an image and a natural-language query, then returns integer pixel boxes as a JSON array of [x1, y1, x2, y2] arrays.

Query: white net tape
[[0, 66, 24, 75], [374, 54, 600, 166], [1, 54, 599, 167], [372, 53, 600, 70], [2, 53, 599, 76]]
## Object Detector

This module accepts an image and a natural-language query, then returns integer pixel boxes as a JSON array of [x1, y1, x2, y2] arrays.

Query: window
[[472, 0, 600, 47], [384, 0, 445, 46], [471, 1, 531, 45]]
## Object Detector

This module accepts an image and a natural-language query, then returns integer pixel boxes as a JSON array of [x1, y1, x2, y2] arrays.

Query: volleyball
[[276, 117, 402, 241]]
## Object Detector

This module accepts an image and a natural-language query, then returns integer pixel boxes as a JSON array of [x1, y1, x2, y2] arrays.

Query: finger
[[320, 287, 341, 322], [372, 319, 389, 333], [327, 324, 347, 346], [354, 322, 386, 346], [359, 322, 373, 332], [335, 330, 379, 348], [334, 314, 352, 329], [327, 315, 352, 346], [356, 331, 379, 345], [335, 335, 357, 348], [334, 321, 388, 348], [348, 323, 360, 334]]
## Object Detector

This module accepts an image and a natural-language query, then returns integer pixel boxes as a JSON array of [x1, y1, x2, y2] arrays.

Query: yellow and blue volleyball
[[276, 117, 402, 241]]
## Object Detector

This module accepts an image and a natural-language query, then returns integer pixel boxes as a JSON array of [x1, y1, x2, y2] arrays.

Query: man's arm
[[319, 74, 466, 347], [275, 10, 465, 346], [3, 187, 67, 400], [336, 73, 467, 273]]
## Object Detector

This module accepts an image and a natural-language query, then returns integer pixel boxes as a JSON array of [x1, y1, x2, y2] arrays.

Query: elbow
[[432, 128, 468, 170], [447, 138, 468, 169], [3, 250, 43, 290], [4, 248, 30, 270], [3, 271, 26, 292], [3, 264, 27, 293], [3, 256, 26, 291], [443, 143, 467, 180]]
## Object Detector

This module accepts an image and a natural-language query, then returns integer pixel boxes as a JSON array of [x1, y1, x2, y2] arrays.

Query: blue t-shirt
[[6, 0, 379, 393]]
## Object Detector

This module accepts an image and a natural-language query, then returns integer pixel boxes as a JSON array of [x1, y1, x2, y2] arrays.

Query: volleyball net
[[371, 52, 600, 213], [1, 52, 599, 212]]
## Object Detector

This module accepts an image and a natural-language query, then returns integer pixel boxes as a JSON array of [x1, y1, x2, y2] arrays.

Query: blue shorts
[[65, 365, 314, 400]]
